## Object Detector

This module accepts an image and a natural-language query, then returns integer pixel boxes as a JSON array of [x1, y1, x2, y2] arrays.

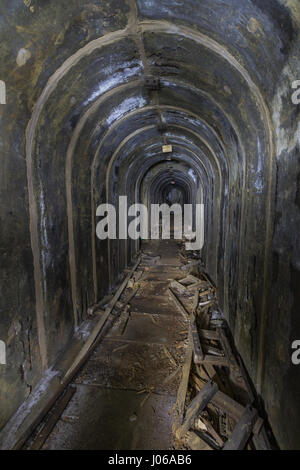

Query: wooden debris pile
[[169, 265, 272, 451]]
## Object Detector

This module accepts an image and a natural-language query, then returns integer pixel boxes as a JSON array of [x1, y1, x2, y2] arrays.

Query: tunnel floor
[[20, 239, 273, 450], [42, 240, 187, 450]]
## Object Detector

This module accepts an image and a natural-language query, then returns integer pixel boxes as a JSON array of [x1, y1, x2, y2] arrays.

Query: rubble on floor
[[170, 248, 274, 450]]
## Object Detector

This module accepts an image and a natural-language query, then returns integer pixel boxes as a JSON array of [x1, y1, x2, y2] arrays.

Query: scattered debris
[[171, 247, 271, 451]]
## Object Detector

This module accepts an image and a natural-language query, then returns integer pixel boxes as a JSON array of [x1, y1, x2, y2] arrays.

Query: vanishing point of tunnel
[[0, 0, 300, 452]]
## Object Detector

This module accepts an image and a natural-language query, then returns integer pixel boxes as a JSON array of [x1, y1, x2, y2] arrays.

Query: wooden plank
[[170, 280, 187, 295], [201, 355, 229, 367], [168, 288, 190, 321], [176, 380, 218, 439], [223, 405, 258, 450], [116, 305, 130, 336], [211, 390, 245, 422], [191, 374, 251, 425], [199, 300, 215, 308], [185, 431, 213, 451], [205, 345, 224, 357], [172, 333, 193, 432], [63, 256, 142, 381], [29, 386, 76, 450], [198, 309, 211, 330], [163, 346, 178, 368], [217, 327, 239, 370], [190, 321, 204, 363], [253, 416, 264, 436], [251, 425, 272, 450], [199, 329, 219, 341], [199, 416, 224, 448], [179, 275, 201, 286], [192, 289, 199, 315], [125, 286, 140, 305], [201, 271, 215, 287], [199, 288, 215, 298], [236, 354, 256, 403], [187, 279, 209, 289]]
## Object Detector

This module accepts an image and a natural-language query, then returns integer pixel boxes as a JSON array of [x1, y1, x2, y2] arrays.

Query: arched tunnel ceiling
[[17, 0, 297, 374]]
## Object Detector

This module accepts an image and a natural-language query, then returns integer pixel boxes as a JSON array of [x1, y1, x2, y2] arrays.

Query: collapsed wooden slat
[[199, 300, 215, 308], [210, 390, 245, 422], [168, 288, 190, 321], [251, 425, 272, 450], [178, 275, 200, 285], [199, 288, 215, 298], [200, 355, 229, 367], [185, 431, 213, 451], [205, 345, 224, 357], [170, 280, 188, 295], [125, 286, 140, 305], [172, 333, 193, 432], [217, 327, 239, 370], [253, 416, 264, 435], [199, 330, 219, 341], [190, 321, 204, 363], [175, 380, 218, 439], [187, 281, 208, 291], [116, 305, 130, 336], [63, 257, 142, 382], [199, 416, 225, 448], [28, 386, 76, 450], [192, 372, 252, 425], [192, 289, 199, 315], [236, 354, 256, 403], [201, 271, 215, 287], [223, 405, 258, 450]]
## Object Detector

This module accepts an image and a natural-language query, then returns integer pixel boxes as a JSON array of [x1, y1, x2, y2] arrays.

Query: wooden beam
[[63, 256, 142, 382], [172, 333, 193, 432], [199, 288, 215, 298], [223, 405, 258, 450], [168, 288, 189, 321], [199, 416, 224, 448], [211, 390, 245, 422], [187, 278, 209, 288], [125, 286, 140, 305], [251, 425, 272, 450], [179, 275, 201, 286], [205, 345, 224, 357], [185, 431, 213, 451], [192, 372, 250, 424], [192, 289, 199, 315], [170, 280, 188, 295], [190, 321, 204, 363], [199, 330, 219, 341], [28, 386, 76, 450], [217, 327, 239, 370], [176, 380, 218, 439], [200, 355, 229, 367]]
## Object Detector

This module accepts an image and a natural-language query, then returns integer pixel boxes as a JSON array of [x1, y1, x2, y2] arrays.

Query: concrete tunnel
[[0, 0, 300, 451]]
